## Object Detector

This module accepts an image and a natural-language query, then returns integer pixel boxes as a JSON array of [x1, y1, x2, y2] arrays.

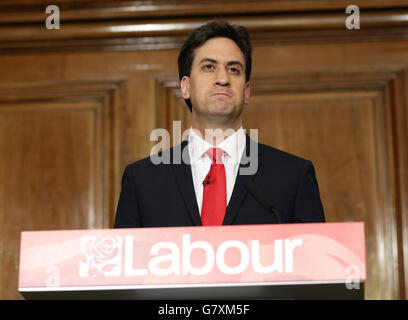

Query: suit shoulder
[[258, 143, 312, 167], [124, 144, 181, 171]]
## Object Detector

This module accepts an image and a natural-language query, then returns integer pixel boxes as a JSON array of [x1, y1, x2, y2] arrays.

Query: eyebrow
[[198, 58, 244, 70]]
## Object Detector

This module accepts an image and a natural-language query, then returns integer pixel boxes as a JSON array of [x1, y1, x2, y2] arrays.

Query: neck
[[191, 116, 242, 146]]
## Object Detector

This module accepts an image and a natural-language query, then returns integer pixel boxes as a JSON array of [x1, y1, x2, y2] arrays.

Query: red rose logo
[[80, 236, 122, 277]]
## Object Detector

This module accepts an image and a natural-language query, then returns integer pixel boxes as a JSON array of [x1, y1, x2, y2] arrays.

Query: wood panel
[[0, 101, 99, 299], [0, 81, 127, 298], [2, 0, 408, 23], [390, 71, 408, 299], [2, 3, 408, 53]]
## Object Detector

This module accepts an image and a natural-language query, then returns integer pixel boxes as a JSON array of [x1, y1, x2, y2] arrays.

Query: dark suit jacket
[[114, 135, 325, 228]]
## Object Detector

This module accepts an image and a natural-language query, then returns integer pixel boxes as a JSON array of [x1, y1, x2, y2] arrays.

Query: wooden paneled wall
[[0, 0, 408, 299]]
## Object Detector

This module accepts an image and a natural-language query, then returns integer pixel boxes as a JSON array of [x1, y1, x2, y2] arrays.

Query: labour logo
[[79, 236, 122, 277]]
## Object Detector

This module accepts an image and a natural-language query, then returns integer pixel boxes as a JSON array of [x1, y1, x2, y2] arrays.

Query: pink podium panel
[[18, 222, 365, 299]]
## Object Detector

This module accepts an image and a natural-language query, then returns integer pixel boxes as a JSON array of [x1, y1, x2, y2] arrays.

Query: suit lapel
[[170, 140, 202, 226], [223, 134, 261, 225]]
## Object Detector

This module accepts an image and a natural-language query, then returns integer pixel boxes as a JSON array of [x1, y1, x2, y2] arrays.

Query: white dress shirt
[[188, 127, 246, 215]]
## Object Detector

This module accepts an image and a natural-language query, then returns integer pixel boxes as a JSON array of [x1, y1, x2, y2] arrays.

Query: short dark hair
[[177, 20, 252, 112]]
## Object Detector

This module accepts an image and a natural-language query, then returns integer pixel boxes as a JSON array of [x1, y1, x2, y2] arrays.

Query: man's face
[[181, 37, 250, 124]]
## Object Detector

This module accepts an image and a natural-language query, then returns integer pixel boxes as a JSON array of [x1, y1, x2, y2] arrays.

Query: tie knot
[[206, 147, 224, 164]]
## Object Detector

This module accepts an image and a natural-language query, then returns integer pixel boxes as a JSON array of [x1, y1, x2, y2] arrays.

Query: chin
[[208, 102, 235, 114]]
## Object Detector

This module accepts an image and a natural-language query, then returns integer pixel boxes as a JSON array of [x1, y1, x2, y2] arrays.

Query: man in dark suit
[[114, 21, 325, 228]]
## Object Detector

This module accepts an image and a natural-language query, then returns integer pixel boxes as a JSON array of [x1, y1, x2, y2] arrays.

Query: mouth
[[211, 92, 231, 98]]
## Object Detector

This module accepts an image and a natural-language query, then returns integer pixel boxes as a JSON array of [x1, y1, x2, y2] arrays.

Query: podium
[[18, 222, 365, 300]]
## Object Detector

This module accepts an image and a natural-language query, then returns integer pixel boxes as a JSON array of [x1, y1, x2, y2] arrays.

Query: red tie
[[201, 148, 227, 226]]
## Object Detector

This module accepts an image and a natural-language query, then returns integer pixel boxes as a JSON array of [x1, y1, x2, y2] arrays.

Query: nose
[[214, 68, 230, 87]]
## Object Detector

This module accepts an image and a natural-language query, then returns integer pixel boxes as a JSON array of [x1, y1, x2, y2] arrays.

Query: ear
[[244, 81, 251, 105], [180, 76, 190, 99]]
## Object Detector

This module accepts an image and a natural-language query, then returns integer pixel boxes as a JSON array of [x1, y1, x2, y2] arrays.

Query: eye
[[228, 67, 240, 74], [202, 64, 215, 71]]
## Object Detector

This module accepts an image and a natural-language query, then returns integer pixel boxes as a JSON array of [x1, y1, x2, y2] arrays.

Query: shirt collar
[[188, 126, 246, 164], [188, 128, 213, 164]]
